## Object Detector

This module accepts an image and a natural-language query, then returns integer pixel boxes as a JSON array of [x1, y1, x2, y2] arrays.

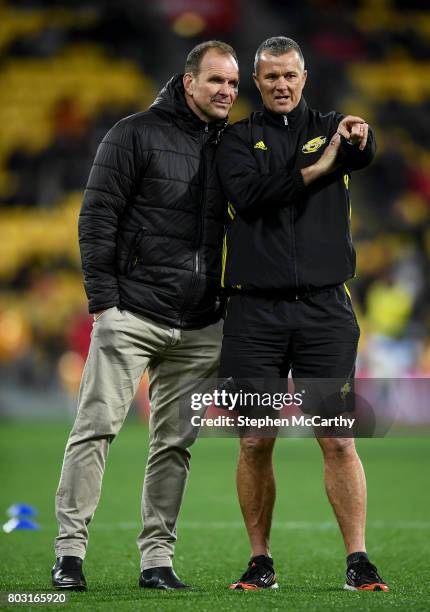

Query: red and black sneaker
[[344, 559, 389, 592], [229, 555, 278, 590]]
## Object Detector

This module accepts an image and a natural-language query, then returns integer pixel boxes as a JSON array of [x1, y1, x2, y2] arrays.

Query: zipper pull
[[205, 124, 209, 133], [283, 115, 288, 126]]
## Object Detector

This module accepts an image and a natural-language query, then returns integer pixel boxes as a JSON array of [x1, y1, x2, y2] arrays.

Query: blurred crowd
[[0, 0, 429, 412]]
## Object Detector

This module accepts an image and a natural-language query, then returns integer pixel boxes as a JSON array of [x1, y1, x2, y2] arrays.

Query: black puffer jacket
[[79, 75, 227, 328]]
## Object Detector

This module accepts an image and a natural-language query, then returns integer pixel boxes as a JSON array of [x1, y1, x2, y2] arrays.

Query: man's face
[[253, 50, 307, 114], [184, 49, 239, 122]]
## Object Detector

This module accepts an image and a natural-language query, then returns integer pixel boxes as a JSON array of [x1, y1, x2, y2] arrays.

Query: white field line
[[90, 520, 430, 531]]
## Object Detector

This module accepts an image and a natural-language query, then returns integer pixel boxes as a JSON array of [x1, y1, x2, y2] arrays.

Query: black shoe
[[345, 558, 389, 592], [229, 555, 278, 590], [51, 556, 87, 591], [139, 567, 190, 590]]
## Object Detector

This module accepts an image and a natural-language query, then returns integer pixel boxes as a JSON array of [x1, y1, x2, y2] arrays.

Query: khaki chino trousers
[[55, 306, 222, 569]]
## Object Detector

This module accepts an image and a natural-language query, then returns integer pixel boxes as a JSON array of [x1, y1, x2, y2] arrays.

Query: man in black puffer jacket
[[52, 41, 239, 591]]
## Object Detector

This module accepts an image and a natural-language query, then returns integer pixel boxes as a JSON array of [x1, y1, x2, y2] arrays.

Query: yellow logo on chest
[[254, 140, 268, 151], [302, 136, 327, 154]]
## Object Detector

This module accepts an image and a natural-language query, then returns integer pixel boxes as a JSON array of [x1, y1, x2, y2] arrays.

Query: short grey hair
[[185, 40, 238, 76], [254, 36, 305, 73]]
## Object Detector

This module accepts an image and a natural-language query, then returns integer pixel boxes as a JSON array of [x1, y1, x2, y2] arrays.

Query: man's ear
[[252, 73, 261, 93], [302, 69, 308, 87], [183, 72, 194, 96]]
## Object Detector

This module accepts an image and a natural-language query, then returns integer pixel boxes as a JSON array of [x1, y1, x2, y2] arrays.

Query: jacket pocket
[[126, 228, 145, 275]]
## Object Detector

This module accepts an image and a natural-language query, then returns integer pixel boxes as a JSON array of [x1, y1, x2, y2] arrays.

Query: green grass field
[[1, 420, 429, 611]]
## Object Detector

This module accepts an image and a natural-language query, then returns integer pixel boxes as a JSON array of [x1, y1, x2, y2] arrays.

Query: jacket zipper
[[290, 206, 299, 298], [283, 114, 299, 297], [178, 124, 208, 325], [196, 124, 208, 250]]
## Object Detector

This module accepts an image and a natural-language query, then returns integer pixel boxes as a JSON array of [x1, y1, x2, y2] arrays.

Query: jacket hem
[[88, 301, 119, 314], [119, 300, 222, 330]]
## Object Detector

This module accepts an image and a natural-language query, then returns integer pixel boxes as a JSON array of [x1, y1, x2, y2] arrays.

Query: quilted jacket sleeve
[[78, 118, 141, 313]]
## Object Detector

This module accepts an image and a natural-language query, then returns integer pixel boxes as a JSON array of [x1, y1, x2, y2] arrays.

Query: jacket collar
[[151, 74, 227, 139], [262, 96, 308, 130]]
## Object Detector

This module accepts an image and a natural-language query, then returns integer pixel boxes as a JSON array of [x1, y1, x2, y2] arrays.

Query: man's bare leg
[[236, 437, 277, 556], [316, 437, 366, 554]]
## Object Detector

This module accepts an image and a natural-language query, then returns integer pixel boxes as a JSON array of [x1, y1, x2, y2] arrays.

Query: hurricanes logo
[[254, 140, 268, 151], [302, 136, 327, 154], [340, 382, 351, 400]]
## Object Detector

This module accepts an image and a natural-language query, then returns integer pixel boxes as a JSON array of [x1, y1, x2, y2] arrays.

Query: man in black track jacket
[[216, 37, 389, 593], [52, 41, 239, 591]]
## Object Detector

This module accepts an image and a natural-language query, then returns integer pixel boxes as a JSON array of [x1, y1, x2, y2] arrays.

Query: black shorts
[[219, 284, 360, 417]]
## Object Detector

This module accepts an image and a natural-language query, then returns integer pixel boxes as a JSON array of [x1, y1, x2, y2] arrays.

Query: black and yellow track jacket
[[216, 97, 376, 296]]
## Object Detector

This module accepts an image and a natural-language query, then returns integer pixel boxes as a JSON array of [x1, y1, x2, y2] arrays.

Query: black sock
[[347, 551, 369, 566], [251, 554, 273, 566]]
